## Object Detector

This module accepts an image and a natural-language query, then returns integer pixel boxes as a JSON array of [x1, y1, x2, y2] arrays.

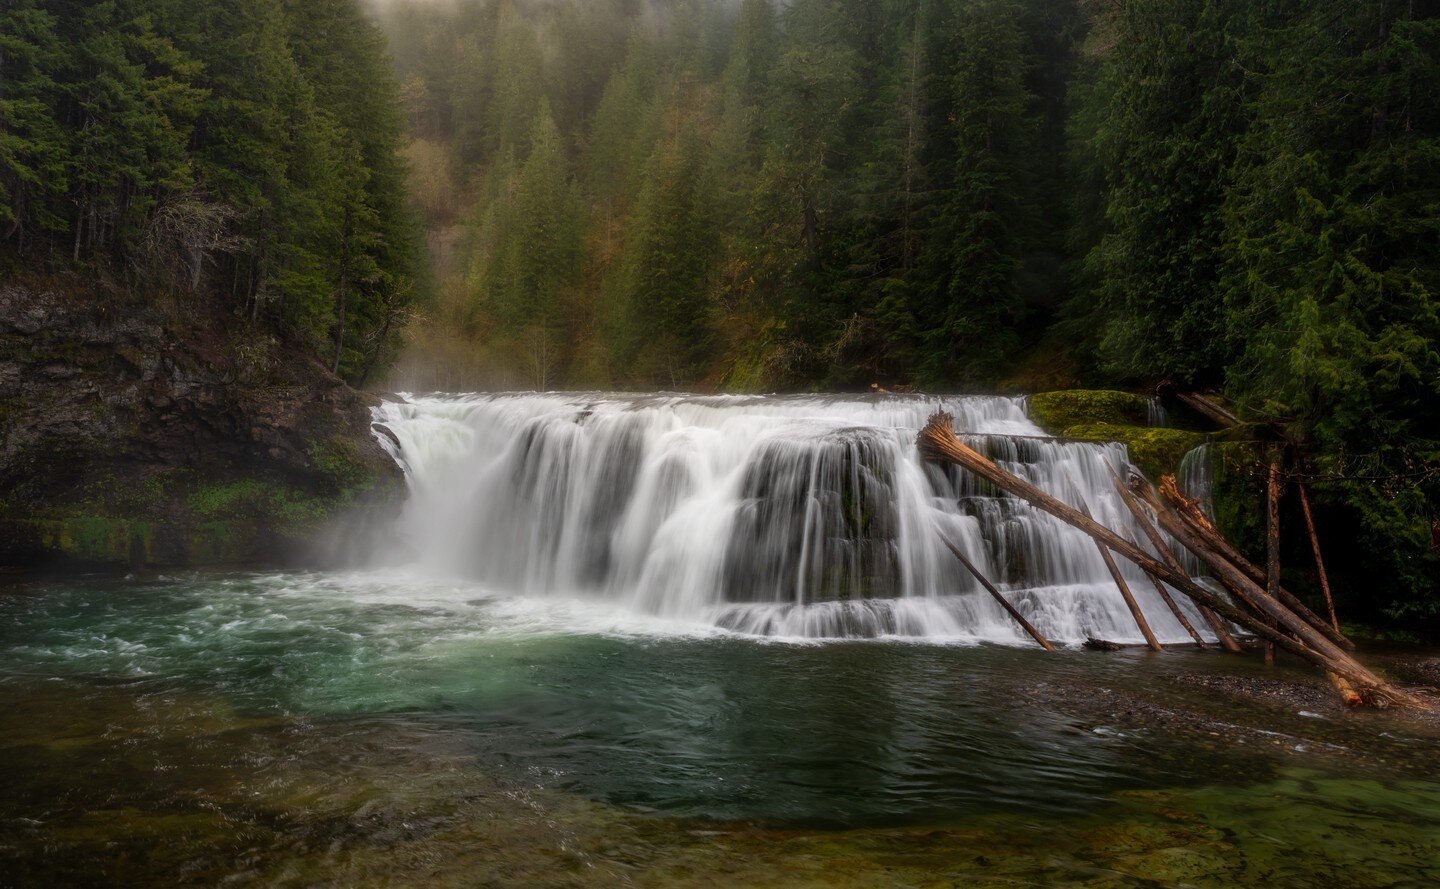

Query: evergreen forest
[[1, 0, 421, 383]]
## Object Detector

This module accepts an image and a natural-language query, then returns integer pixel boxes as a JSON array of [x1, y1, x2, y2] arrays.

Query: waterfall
[[1178, 442, 1215, 519], [373, 393, 1220, 645]]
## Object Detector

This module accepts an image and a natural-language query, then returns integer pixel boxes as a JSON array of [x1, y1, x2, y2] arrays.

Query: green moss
[[1028, 390, 1152, 432], [26, 517, 155, 566], [188, 479, 276, 518], [188, 478, 338, 540], [189, 520, 247, 564], [1059, 422, 1208, 481]]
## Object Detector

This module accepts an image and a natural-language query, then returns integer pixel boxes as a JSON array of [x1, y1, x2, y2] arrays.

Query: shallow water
[[3, 571, 1439, 886]]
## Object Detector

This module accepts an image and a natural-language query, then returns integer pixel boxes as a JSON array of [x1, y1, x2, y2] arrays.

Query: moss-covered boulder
[[1058, 422, 1209, 482], [1024, 389, 1207, 480], [1028, 390, 1152, 431]]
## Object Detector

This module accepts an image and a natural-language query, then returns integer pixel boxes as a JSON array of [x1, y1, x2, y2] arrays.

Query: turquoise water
[[3, 571, 1439, 886]]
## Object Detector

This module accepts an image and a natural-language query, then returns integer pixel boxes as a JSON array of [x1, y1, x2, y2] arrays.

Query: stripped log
[[1297, 483, 1341, 634], [1133, 478, 1414, 707], [1106, 467, 1241, 652], [916, 412, 1424, 708], [1158, 477, 1355, 652], [1265, 450, 1283, 666], [1328, 672, 1364, 708], [1073, 498, 1162, 651], [937, 532, 1054, 652], [1146, 574, 1209, 647]]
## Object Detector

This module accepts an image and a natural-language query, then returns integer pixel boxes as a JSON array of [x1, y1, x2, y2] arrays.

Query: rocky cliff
[[0, 278, 403, 571]]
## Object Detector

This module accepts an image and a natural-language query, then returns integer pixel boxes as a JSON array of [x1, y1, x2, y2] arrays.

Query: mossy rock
[[1058, 422, 1208, 481], [1028, 390, 1152, 431]]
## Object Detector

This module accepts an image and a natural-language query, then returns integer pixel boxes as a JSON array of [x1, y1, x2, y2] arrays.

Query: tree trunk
[[1157, 477, 1354, 651], [1265, 450, 1282, 666], [937, 532, 1054, 652], [1107, 466, 1241, 652], [1075, 498, 1161, 651], [1297, 483, 1341, 634]]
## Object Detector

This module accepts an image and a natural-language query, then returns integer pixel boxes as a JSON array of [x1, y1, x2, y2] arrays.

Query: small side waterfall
[[374, 393, 1220, 644], [1178, 443, 1215, 519]]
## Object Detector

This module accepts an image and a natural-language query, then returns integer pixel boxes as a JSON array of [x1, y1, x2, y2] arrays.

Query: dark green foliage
[[1068, 0, 1440, 618], [0, 0, 420, 383]]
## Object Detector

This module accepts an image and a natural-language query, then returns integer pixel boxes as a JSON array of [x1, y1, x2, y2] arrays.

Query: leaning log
[[1175, 391, 1241, 428], [1158, 477, 1355, 651], [1105, 467, 1228, 650], [1073, 498, 1162, 651], [1146, 575, 1209, 648], [1297, 483, 1341, 634], [937, 532, 1054, 652], [1136, 477, 1415, 707], [916, 412, 1424, 709]]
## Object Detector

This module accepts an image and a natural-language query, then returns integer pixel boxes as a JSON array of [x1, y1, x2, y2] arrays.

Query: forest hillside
[[375, 0, 1439, 616]]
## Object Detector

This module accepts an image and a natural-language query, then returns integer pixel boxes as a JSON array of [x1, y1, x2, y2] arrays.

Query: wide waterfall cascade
[[373, 393, 1221, 645]]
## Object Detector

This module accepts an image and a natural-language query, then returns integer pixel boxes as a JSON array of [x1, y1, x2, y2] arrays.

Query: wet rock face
[[722, 428, 901, 603], [0, 280, 401, 569]]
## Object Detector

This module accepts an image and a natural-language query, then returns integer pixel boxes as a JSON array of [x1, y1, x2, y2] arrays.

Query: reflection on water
[[2, 572, 1439, 886]]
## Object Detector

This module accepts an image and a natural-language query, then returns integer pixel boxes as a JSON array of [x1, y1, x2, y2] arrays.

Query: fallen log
[[1135, 478, 1414, 707], [1106, 467, 1241, 652], [1265, 450, 1283, 666], [917, 412, 1424, 709], [1327, 672, 1364, 708], [936, 532, 1055, 652], [1072, 497, 1162, 651], [1297, 482, 1341, 634], [1146, 574, 1209, 647], [1175, 391, 1241, 429], [1158, 477, 1355, 651]]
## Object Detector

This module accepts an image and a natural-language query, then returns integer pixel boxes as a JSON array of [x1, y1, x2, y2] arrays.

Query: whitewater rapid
[[372, 393, 1219, 645]]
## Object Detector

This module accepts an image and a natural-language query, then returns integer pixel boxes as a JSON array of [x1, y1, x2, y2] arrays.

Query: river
[[2, 393, 1437, 886]]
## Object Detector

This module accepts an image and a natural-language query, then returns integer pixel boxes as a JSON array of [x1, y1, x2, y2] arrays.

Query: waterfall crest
[[373, 393, 1218, 645]]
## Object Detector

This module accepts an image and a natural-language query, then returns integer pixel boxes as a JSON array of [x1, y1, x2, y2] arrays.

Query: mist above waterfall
[[374, 393, 1220, 644]]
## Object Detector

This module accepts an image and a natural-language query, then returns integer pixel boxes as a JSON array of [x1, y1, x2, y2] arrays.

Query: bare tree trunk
[[1074, 498, 1161, 651], [937, 533, 1054, 652], [1264, 450, 1283, 665], [1157, 477, 1353, 651], [1107, 466, 1240, 652], [1297, 483, 1341, 634]]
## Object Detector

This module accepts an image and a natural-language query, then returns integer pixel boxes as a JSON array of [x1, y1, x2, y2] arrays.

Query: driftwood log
[[1297, 483, 1342, 634], [937, 532, 1055, 652], [917, 412, 1425, 709], [1106, 467, 1241, 653], [1157, 477, 1354, 652], [1073, 497, 1162, 651]]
